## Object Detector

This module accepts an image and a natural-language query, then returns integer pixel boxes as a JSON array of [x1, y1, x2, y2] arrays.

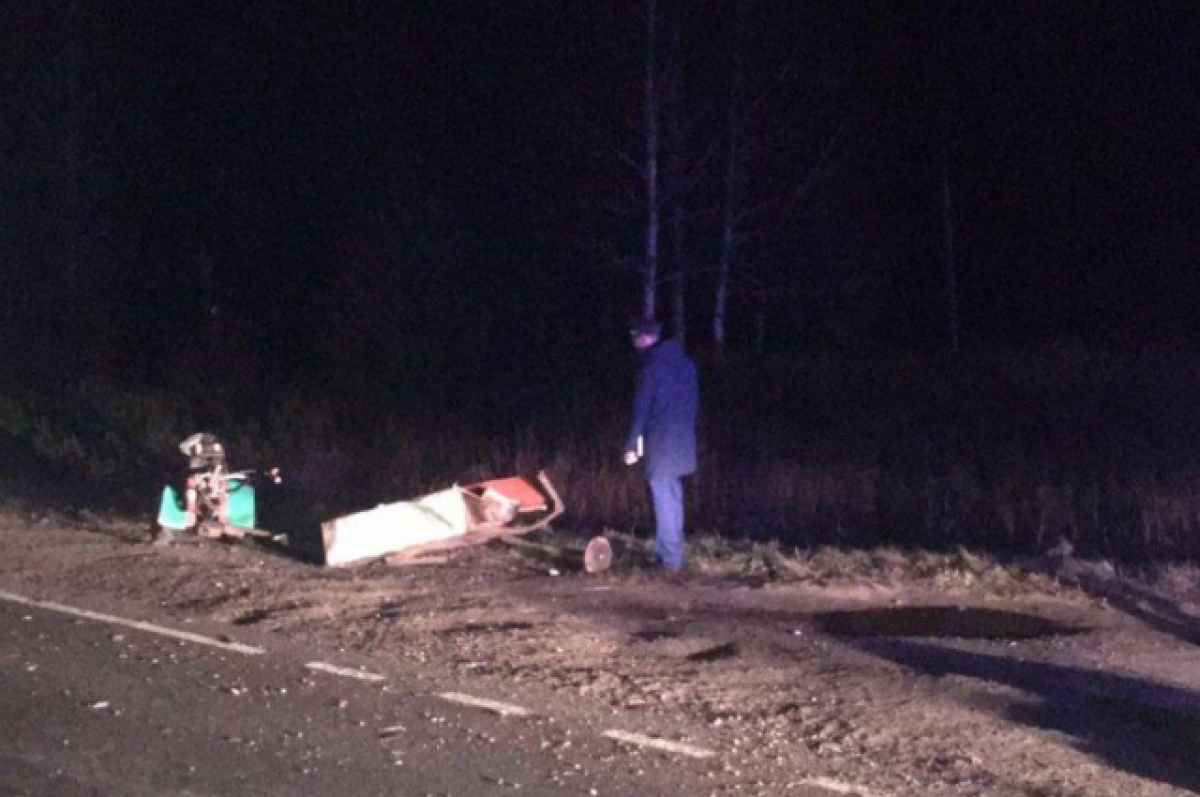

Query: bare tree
[[640, 0, 661, 324], [63, 0, 84, 296], [546, 0, 854, 353], [541, 0, 717, 341], [942, 153, 960, 352], [665, 16, 688, 346], [711, 3, 853, 362], [660, 0, 737, 349], [711, 12, 743, 365]]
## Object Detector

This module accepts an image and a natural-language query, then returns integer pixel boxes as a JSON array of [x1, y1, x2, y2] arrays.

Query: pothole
[[687, 642, 740, 662], [813, 606, 1090, 640], [373, 600, 403, 620], [232, 608, 271, 626], [630, 628, 682, 643], [438, 621, 535, 635]]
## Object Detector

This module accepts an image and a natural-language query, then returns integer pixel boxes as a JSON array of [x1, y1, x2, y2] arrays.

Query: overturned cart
[[321, 471, 565, 567]]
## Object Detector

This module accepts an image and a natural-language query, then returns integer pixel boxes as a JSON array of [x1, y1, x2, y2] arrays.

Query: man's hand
[[623, 450, 640, 466]]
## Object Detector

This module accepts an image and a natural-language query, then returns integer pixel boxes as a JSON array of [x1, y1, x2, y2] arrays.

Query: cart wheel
[[584, 535, 613, 574]]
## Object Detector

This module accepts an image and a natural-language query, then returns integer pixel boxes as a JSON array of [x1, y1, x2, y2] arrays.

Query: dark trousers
[[649, 476, 685, 571]]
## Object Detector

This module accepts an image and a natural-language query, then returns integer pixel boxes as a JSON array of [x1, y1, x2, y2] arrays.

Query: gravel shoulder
[[3, 509, 1200, 797]]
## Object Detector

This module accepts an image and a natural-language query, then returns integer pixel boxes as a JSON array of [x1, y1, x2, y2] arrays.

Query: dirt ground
[[2, 507, 1200, 797]]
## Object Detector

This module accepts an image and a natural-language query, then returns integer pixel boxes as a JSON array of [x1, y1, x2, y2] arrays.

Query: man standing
[[625, 317, 699, 574]]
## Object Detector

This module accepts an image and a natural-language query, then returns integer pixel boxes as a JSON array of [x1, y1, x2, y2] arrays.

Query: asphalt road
[[0, 598, 726, 797]]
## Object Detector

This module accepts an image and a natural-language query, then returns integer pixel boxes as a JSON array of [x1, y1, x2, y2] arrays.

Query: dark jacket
[[625, 338, 699, 480]]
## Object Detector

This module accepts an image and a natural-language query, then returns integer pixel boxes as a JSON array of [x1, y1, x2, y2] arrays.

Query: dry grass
[[7, 343, 1200, 564], [572, 527, 1061, 596]]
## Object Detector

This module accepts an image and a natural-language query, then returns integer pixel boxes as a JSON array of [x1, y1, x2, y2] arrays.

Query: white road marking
[[436, 692, 532, 717], [798, 777, 888, 797], [0, 590, 855, 775], [305, 661, 387, 682], [0, 590, 265, 655], [601, 729, 715, 759]]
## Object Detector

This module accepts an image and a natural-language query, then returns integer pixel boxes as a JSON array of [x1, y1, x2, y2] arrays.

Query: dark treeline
[[4, 2, 1200, 560], [6, 1, 1200, 390]]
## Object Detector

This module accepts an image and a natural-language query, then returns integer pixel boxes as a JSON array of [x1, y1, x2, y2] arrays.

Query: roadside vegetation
[[3, 343, 1200, 566]]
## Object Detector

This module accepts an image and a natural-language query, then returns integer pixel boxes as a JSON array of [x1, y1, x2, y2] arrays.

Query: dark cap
[[629, 317, 662, 338]]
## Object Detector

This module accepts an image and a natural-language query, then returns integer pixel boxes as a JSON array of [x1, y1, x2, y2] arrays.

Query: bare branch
[[732, 116, 851, 225], [558, 89, 645, 175]]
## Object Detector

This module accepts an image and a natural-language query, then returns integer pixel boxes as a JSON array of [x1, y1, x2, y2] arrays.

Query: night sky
[[5, 1, 1199, 393]]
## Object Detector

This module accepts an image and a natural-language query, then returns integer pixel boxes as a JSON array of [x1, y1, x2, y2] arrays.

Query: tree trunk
[[666, 16, 686, 346], [641, 0, 660, 323], [713, 14, 743, 366], [942, 155, 959, 352], [64, 0, 83, 296], [671, 204, 686, 345], [754, 300, 766, 356], [713, 212, 733, 365]]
